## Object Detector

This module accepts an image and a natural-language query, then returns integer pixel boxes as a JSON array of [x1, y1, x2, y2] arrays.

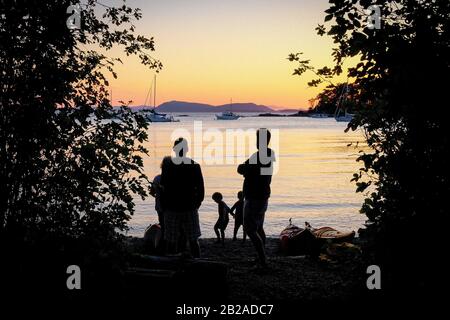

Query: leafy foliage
[[291, 0, 450, 295], [0, 0, 159, 261]]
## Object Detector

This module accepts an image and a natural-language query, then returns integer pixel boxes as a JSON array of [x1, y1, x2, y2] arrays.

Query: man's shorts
[[164, 209, 201, 243], [243, 199, 268, 234]]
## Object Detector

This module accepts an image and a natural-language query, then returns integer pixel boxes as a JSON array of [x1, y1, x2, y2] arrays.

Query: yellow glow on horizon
[[106, 0, 356, 109]]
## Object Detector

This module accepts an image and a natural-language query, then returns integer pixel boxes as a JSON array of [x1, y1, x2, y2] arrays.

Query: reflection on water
[[128, 114, 367, 238]]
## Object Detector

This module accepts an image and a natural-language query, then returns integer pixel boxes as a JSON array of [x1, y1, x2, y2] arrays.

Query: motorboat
[[216, 111, 240, 120]]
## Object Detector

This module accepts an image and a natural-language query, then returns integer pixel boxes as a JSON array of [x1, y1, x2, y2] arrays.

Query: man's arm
[[237, 158, 250, 175], [238, 153, 263, 178]]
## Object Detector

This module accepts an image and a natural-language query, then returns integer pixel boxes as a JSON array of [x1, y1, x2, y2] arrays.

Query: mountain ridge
[[130, 100, 275, 112]]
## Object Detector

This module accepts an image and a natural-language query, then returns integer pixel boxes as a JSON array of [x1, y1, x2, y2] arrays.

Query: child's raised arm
[[230, 201, 238, 217]]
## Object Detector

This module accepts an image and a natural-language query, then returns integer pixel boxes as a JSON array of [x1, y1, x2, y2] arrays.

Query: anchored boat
[[143, 109, 177, 122], [334, 83, 355, 122], [216, 99, 240, 120], [143, 75, 178, 122], [216, 111, 240, 120]]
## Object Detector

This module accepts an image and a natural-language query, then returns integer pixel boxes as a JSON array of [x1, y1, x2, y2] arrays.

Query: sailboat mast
[[153, 74, 157, 109]]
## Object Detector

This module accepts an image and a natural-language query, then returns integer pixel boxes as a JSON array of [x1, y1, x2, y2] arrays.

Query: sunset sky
[[106, 0, 352, 109]]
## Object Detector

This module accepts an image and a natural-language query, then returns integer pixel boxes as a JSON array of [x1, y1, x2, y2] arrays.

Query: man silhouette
[[160, 137, 204, 257], [238, 128, 275, 267]]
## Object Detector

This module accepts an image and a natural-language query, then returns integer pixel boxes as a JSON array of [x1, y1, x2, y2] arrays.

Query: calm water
[[127, 113, 367, 238]]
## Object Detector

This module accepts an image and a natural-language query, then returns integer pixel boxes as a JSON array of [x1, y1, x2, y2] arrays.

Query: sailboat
[[335, 111, 354, 122], [143, 75, 178, 123], [216, 99, 240, 120], [334, 84, 354, 122]]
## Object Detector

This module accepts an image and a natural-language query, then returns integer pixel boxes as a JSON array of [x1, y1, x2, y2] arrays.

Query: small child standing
[[212, 192, 231, 244], [231, 191, 246, 242]]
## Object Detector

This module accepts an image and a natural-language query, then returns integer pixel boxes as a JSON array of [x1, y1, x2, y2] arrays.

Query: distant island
[[130, 101, 302, 113]]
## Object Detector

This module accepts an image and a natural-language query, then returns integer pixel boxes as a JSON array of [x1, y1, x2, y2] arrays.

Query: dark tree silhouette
[[290, 0, 449, 299], [0, 0, 161, 298]]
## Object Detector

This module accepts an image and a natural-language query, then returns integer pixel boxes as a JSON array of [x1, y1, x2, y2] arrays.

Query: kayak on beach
[[305, 221, 355, 242], [280, 219, 355, 256]]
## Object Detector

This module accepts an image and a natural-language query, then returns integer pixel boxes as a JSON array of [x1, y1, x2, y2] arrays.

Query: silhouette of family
[[149, 129, 275, 267]]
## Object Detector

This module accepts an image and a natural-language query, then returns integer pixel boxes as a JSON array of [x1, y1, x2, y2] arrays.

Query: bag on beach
[[143, 223, 163, 254]]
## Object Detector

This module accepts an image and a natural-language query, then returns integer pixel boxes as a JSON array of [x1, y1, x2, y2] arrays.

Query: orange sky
[[106, 0, 353, 109]]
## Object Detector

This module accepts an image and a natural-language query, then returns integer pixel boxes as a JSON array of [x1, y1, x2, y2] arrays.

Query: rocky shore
[[126, 236, 365, 301]]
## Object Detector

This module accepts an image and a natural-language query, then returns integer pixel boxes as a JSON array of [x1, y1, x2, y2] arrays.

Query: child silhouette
[[212, 192, 231, 244]]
